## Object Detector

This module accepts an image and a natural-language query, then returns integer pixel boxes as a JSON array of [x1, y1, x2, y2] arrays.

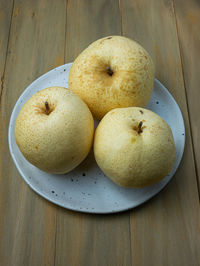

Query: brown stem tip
[[45, 101, 50, 114], [137, 121, 143, 134], [106, 66, 113, 76]]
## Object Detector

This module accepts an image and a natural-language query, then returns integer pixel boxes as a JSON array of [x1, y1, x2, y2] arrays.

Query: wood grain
[[173, 0, 200, 191], [0, 0, 13, 96], [0, 0, 66, 265], [65, 0, 121, 62], [55, 1, 131, 266], [121, 0, 200, 265], [56, 210, 131, 266]]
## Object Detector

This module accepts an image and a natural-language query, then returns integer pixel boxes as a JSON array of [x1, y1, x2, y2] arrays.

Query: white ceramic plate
[[8, 63, 185, 214]]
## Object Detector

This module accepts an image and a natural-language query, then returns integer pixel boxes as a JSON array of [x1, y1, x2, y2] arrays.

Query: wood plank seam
[[128, 212, 133, 266], [172, 0, 200, 199], [119, 2, 133, 264], [64, 0, 68, 62], [53, 0, 70, 264], [119, 0, 123, 36], [53, 0, 68, 264], [0, 0, 14, 106], [54, 211, 57, 266]]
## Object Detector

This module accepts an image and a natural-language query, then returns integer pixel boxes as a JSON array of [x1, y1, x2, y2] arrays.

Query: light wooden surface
[[0, 0, 200, 265]]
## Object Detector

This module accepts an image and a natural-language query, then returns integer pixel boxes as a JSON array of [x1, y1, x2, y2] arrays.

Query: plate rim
[[8, 63, 185, 214]]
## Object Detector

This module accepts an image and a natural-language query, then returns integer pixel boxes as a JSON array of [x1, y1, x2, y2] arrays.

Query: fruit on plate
[[15, 87, 94, 174], [94, 107, 176, 187], [68, 36, 155, 120]]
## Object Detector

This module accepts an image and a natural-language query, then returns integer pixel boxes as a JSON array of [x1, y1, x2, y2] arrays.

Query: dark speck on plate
[[55, 194, 58, 196], [71, 178, 74, 182], [182, 133, 184, 136], [64, 69, 66, 71], [156, 101, 159, 104], [51, 191, 55, 193], [82, 173, 86, 176]]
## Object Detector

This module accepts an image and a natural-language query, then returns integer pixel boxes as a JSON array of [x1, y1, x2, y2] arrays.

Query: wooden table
[[1, 1, 200, 265]]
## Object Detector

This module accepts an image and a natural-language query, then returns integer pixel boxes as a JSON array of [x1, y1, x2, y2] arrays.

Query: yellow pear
[[68, 36, 155, 119], [15, 87, 94, 174], [94, 107, 176, 187]]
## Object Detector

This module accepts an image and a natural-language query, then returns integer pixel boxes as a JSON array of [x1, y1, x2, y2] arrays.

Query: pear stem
[[106, 66, 113, 76], [45, 101, 50, 115], [137, 121, 143, 134]]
